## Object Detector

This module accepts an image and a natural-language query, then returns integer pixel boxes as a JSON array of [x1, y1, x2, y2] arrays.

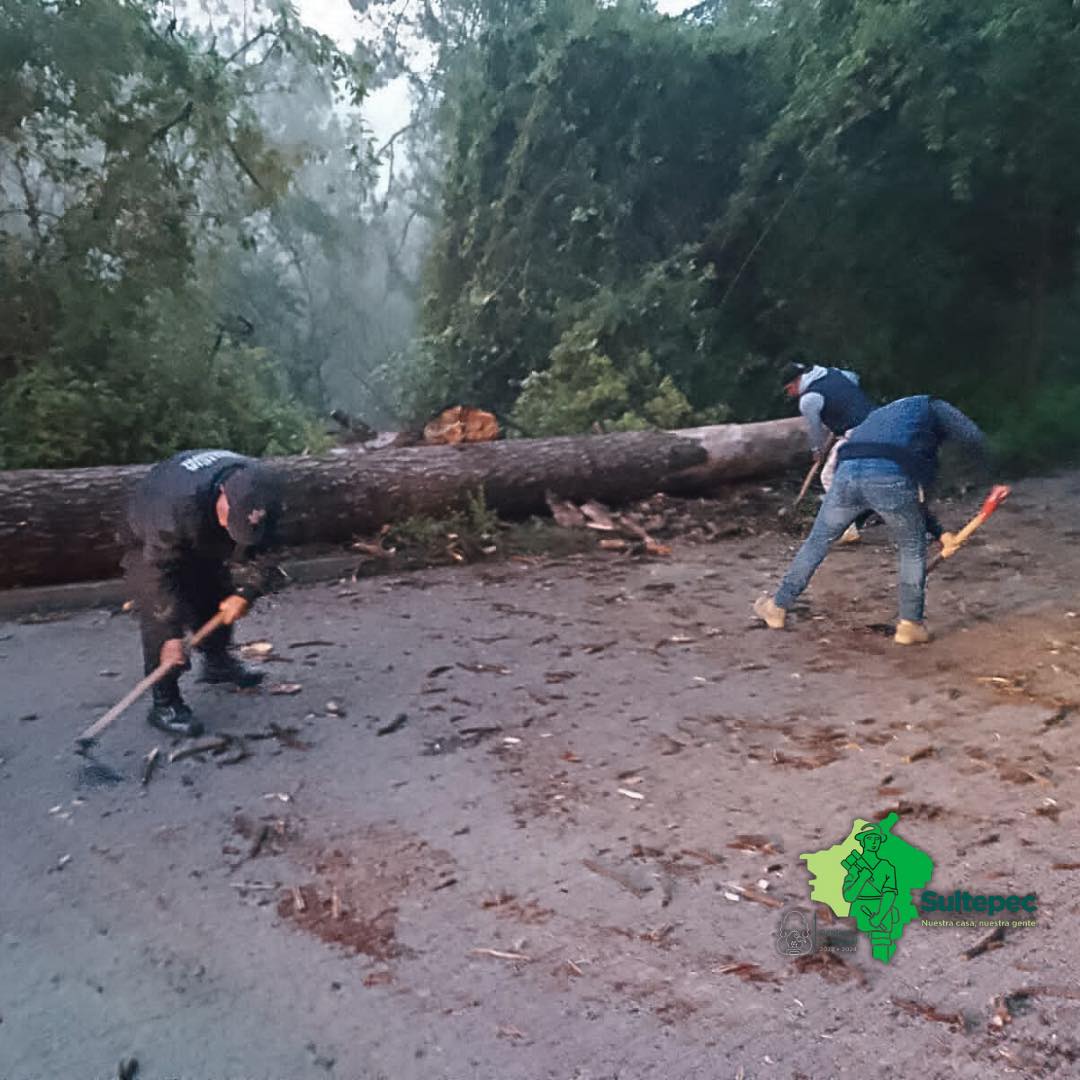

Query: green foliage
[[409, 1, 770, 428], [388, 489, 500, 562], [6, 0, 1080, 471], [0, 0, 364, 467], [511, 311, 709, 437], [0, 287, 328, 468], [406, 0, 1080, 464], [987, 383, 1080, 476], [706, 0, 1080, 419]]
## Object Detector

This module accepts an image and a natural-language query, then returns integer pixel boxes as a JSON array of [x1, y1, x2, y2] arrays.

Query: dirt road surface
[[2, 473, 1078, 1080]]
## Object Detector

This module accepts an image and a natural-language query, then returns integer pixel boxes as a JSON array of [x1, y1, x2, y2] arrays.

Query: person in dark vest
[[783, 360, 876, 456], [122, 450, 284, 736], [754, 396, 986, 644], [783, 359, 877, 542]]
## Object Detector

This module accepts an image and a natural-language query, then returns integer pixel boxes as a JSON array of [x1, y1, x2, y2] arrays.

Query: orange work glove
[[218, 594, 251, 626]]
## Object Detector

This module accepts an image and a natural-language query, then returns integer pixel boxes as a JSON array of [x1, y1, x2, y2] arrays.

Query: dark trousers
[[125, 553, 234, 700]]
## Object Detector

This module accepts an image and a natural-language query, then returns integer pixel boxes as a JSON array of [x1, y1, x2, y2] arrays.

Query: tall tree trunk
[[0, 419, 806, 589]]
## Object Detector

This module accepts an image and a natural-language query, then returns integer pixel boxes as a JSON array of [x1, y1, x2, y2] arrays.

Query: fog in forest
[[3, 0, 1079, 468]]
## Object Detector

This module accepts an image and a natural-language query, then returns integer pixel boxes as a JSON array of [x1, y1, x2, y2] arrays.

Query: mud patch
[[275, 824, 455, 962], [277, 886, 400, 960], [921, 610, 1080, 710], [873, 799, 947, 822], [792, 951, 867, 986], [653, 998, 700, 1025], [767, 719, 855, 770], [714, 958, 781, 985], [482, 892, 554, 925], [502, 742, 590, 824]]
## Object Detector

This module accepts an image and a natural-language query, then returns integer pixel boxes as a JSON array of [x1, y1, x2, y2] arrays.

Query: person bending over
[[123, 449, 284, 735], [754, 396, 985, 645]]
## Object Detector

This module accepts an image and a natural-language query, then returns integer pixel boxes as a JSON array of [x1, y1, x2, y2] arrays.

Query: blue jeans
[[775, 460, 928, 622]]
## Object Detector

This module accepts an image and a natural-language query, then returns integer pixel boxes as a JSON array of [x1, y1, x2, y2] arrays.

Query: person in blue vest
[[754, 396, 986, 644], [782, 360, 877, 542]]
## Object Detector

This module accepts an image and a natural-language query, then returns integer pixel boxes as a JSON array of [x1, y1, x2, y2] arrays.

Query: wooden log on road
[[0, 419, 806, 589]]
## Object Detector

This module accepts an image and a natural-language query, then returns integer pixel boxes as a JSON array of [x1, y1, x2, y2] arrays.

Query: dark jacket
[[797, 366, 876, 451], [836, 396, 987, 491], [124, 450, 281, 637]]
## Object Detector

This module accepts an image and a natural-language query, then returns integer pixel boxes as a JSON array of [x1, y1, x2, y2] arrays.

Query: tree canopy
[[405, 0, 1080, 468], [0, 0, 375, 466], [3, 0, 1079, 470]]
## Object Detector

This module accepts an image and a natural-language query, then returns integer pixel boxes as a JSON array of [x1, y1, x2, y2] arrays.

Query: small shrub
[[387, 489, 501, 562]]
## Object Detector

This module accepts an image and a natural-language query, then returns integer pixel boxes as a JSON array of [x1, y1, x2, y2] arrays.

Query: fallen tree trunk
[[664, 418, 807, 491], [0, 419, 806, 589]]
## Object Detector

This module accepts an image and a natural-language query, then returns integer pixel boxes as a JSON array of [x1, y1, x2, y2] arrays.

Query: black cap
[[221, 465, 282, 547], [780, 357, 809, 385]]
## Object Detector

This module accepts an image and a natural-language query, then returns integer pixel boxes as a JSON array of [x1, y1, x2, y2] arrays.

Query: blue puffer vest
[[836, 396, 940, 489]]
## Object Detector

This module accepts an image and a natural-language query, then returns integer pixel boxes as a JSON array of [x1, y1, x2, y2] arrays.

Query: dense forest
[[3, 0, 1079, 471]]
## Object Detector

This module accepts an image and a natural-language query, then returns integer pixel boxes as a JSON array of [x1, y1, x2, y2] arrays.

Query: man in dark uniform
[[122, 449, 284, 736]]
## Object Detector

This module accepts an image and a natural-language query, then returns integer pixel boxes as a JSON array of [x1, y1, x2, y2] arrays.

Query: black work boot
[[199, 652, 265, 689], [147, 688, 203, 737]]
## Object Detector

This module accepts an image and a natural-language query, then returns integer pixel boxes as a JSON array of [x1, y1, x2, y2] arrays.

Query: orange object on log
[[423, 406, 500, 445]]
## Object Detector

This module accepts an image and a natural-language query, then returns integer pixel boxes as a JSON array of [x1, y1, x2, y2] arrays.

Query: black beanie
[[780, 358, 809, 386]]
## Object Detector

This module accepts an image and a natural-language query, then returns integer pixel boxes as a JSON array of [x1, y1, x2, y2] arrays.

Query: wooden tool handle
[[926, 485, 1011, 576], [793, 434, 836, 509], [75, 611, 228, 745], [188, 610, 230, 649]]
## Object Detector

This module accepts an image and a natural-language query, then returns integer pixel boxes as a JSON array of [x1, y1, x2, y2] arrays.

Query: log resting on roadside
[[0, 419, 806, 589]]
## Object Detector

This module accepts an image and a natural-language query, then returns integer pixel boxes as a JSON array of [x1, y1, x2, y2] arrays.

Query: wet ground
[[1, 472, 1079, 1080]]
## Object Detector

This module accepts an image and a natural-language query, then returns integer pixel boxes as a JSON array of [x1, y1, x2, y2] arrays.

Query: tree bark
[[0, 420, 806, 589], [663, 418, 807, 492]]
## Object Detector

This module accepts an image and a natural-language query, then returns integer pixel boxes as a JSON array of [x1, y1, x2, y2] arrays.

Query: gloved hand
[[160, 638, 187, 669], [218, 594, 251, 626], [939, 532, 961, 560]]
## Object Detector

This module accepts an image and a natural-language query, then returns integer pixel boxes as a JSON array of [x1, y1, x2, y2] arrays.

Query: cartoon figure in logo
[[800, 812, 934, 965], [841, 825, 900, 961], [774, 909, 816, 957]]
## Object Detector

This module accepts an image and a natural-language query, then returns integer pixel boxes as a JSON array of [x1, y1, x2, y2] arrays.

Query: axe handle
[[76, 611, 228, 745], [793, 435, 836, 509], [926, 487, 1009, 575], [950, 508, 992, 548]]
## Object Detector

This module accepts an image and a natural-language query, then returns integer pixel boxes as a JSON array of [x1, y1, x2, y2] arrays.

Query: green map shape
[[799, 813, 934, 964]]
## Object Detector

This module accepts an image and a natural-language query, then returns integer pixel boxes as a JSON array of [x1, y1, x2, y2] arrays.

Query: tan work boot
[[894, 619, 931, 645], [754, 595, 787, 630], [839, 524, 861, 544]]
